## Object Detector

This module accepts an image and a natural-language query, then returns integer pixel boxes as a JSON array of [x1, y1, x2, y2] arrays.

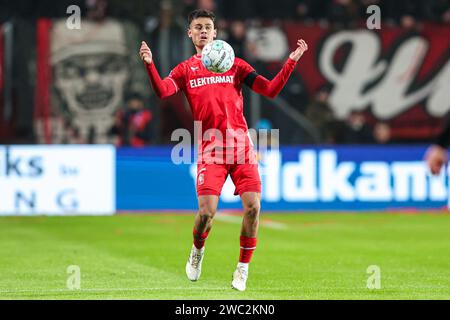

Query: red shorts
[[196, 162, 261, 196]]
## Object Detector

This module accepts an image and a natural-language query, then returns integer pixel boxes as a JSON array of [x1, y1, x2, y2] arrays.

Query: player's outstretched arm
[[288, 39, 308, 62], [139, 40, 153, 64], [249, 39, 308, 99], [140, 41, 178, 99]]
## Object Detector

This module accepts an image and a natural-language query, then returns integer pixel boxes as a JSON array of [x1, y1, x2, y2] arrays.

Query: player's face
[[188, 17, 217, 50]]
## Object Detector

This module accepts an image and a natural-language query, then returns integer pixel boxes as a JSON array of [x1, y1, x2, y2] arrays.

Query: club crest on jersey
[[189, 75, 234, 89], [198, 173, 205, 185]]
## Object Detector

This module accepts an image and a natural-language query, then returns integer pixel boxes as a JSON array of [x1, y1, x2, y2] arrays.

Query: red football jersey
[[168, 55, 256, 163]]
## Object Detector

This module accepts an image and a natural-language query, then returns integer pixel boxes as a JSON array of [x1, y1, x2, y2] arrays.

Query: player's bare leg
[[194, 195, 219, 235], [232, 192, 261, 291], [240, 192, 261, 237], [186, 195, 219, 281]]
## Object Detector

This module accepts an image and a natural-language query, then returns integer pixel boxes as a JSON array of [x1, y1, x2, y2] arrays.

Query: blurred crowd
[[2, 0, 450, 25], [218, 0, 450, 25], [0, 0, 449, 146]]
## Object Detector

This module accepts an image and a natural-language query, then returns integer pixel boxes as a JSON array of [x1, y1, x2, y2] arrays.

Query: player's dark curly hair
[[188, 9, 216, 28]]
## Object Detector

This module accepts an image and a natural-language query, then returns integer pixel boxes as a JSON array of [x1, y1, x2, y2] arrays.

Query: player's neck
[[195, 47, 202, 56]]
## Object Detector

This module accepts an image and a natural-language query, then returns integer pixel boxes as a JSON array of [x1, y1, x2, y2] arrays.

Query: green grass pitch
[[0, 212, 449, 299]]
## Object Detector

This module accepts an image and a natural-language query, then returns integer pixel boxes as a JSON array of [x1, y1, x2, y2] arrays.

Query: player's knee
[[198, 202, 216, 223], [244, 201, 260, 220], [198, 214, 213, 228]]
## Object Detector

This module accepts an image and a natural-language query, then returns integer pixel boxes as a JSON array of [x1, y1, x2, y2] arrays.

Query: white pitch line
[[261, 220, 288, 230], [0, 287, 228, 294], [213, 214, 242, 224], [2, 285, 447, 295], [215, 213, 287, 230]]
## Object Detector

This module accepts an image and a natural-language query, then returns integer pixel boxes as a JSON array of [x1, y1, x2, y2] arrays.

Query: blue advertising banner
[[116, 146, 449, 211]]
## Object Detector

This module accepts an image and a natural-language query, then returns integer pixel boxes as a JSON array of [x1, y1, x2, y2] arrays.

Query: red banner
[[0, 23, 7, 140], [35, 19, 53, 144], [0, 24, 3, 92], [283, 22, 450, 141]]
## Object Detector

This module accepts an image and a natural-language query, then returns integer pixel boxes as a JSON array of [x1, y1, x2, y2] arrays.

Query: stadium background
[[1, 0, 450, 214], [0, 0, 450, 301]]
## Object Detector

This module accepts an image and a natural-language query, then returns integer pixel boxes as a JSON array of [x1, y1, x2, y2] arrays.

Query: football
[[201, 40, 235, 73]]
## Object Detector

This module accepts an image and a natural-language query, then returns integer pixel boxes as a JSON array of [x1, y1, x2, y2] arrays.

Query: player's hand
[[425, 145, 448, 175], [289, 39, 308, 62], [139, 41, 152, 64]]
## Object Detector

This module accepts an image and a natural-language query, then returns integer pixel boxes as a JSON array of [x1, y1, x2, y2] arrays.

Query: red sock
[[193, 227, 209, 249], [239, 236, 257, 263]]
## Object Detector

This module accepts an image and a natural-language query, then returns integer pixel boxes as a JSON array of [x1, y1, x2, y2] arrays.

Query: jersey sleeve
[[248, 58, 297, 99], [167, 63, 186, 92], [236, 58, 256, 83], [144, 61, 185, 99]]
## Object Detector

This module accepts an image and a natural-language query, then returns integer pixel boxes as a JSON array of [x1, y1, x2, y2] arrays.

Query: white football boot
[[231, 263, 249, 291], [185, 245, 205, 281]]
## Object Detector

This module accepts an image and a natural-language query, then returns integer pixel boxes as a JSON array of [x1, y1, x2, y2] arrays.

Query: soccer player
[[139, 9, 308, 291]]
